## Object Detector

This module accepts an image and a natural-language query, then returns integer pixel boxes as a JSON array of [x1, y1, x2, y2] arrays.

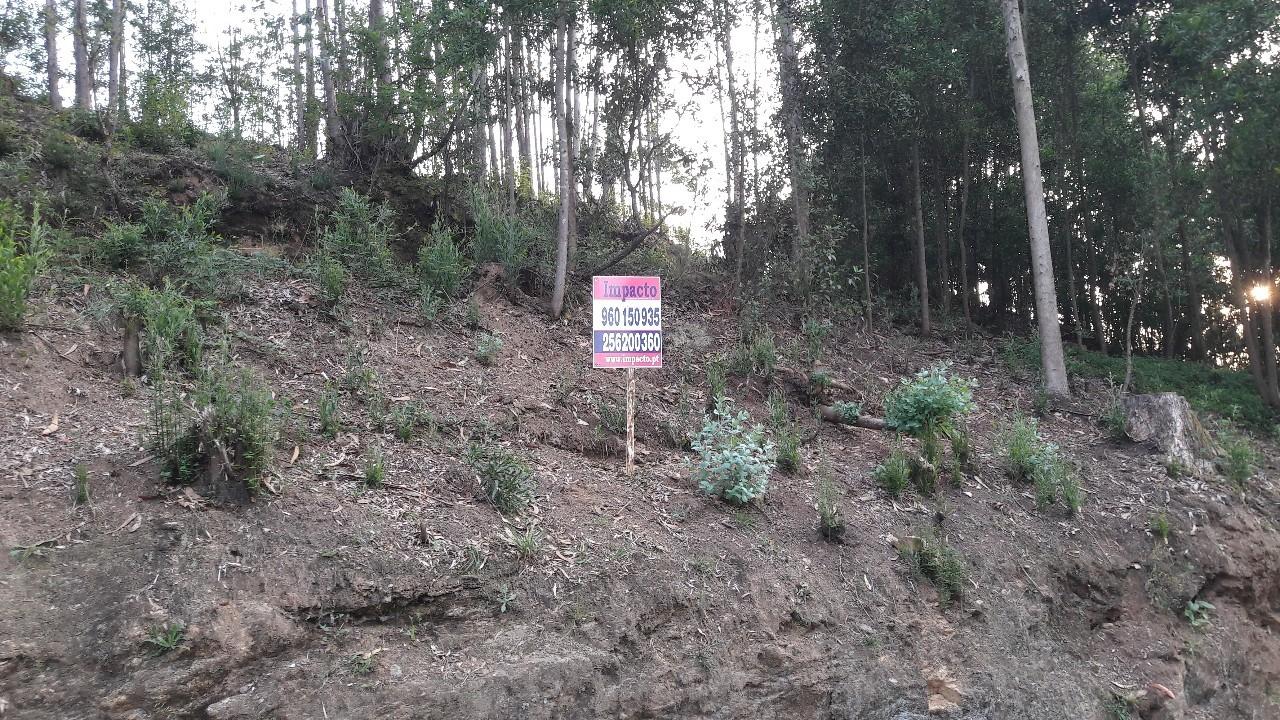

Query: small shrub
[[595, 396, 626, 435], [117, 281, 205, 377], [1150, 512, 1172, 542], [801, 316, 830, 363], [313, 252, 348, 308], [706, 360, 727, 407], [766, 389, 789, 429], [1184, 599, 1214, 629], [506, 525, 542, 559], [392, 402, 419, 441], [364, 446, 385, 488], [1101, 393, 1128, 440], [873, 448, 912, 498], [942, 423, 973, 475], [776, 425, 802, 474], [808, 371, 833, 399], [1218, 431, 1257, 489], [0, 201, 49, 331], [910, 454, 938, 495], [463, 296, 483, 329], [475, 332, 503, 366], [41, 130, 78, 169], [816, 477, 845, 542], [900, 531, 968, 605], [148, 377, 202, 485], [1000, 416, 1077, 512], [320, 188, 397, 283], [72, 463, 90, 505], [417, 220, 470, 299], [196, 366, 279, 492], [884, 364, 975, 441], [367, 389, 389, 432], [466, 186, 536, 279], [96, 222, 146, 270], [831, 401, 862, 425], [144, 623, 185, 653], [691, 399, 776, 504], [318, 384, 341, 439], [419, 285, 445, 324], [467, 443, 536, 513]]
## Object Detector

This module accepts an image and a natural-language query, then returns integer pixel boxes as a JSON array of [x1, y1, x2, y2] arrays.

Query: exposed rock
[[1123, 393, 1220, 474], [926, 668, 963, 715]]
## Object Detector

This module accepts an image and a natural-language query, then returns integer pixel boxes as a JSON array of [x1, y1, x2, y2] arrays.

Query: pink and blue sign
[[592, 276, 663, 369]]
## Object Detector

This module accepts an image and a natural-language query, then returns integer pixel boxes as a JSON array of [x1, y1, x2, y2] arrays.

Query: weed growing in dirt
[[475, 332, 503, 366], [884, 365, 975, 457], [0, 200, 49, 331], [349, 652, 377, 675], [816, 477, 845, 542], [706, 360, 727, 407], [1184, 599, 1214, 629], [149, 378, 202, 485], [767, 389, 789, 428], [116, 281, 205, 376], [463, 296, 483, 329], [71, 463, 90, 505], [506, 526, 542, 559], [312, 252, 348, 308], [492, 584, 517, 613], [367, 388, 389, 432], [392, 402, 420, 441], [727, 332, 778, 378], [831, 401, 862, 425], [900, 532, 968, 605], [776, 425, 802, 474], [364, 446, 386, 488], [661, 391, 698, 450], [419, 285, 445, 325], [319, 383, 341, 439], [1000, 416, 1079, 513], [801, 316, 830, 363], [144, 623, 185, 654], [1218, 430, 1257, 489], [195, 365, 279, 492], [321, 188, 397, 283], [467, 186, 538, 282], [467, 443, 536, 513], [873, 448, 912, 498], [418, 220, 470, 299], [1101, 386, 1128, 440], [809, 371, 833, 400], [1150, 512, 1173, 543], [1102, 694, 1134, 720], [595, 395, 627, 434], [909, 454, 938, 495], [691, 399, 776, 505]]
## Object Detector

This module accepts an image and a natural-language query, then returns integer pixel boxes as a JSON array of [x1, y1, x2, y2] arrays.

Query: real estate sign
[[592, 275, 663, 369]]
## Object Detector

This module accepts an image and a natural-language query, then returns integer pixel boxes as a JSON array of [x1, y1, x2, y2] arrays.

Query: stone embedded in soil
[[1122, 392, 1220, 474]]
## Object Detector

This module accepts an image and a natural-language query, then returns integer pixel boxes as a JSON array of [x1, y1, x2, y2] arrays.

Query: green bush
[[873, 447, 912, 498], [776, 425, 802, 474], [41, 130, 78, 169], [321, 188, 397, 283], [900, 531, 968, 605], [116, 281, 205, 377], [884, 365, 975, 441], [816, 477, 845, 542], [95, 222, 146, 270], [0, 201, 49, 331], [206, 139, 267, 202], [364, 446, 386, 488], [727, 333, 778, 378], [149, 378, 202, 484], [195, 366, 278, 492], [801, 316, 831, 363], [832, 401, 862, 425], [133, 193, 241, 299], [475, 332, 503, 366], [418, 220, 470, 299], [312, 252, 347, 308], [706, 360, 727, 407], [392, 402, 423, 441], [467, 186, 538, 281], [467, 443, 536, 513], [691, 399, 776, 504], [1218, 431, 1257, 489], [1000, 416, 1078, 513]]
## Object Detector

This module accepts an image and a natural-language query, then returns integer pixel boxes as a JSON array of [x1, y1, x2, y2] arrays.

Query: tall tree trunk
[[44, 0, 61, 110], [1000, 0, 1070, 398], [316, 0, 343, 159], [1181, 216, 1204, 361], [910, 141, 931, 335], [861, 133, 873, 330], [292, 0, 306, 149], [565, 17, 579, 262], [501, 31, 516, 209], [368, 0, 389, 91], [957, 124, 973, 331], [108, 0, 123, 122], [550, 12, 572, 319], [774, 0, 810, 271], [304, 0, 318, 158], [933, 156, 951, 316], [1258, 198, 1280, 402], [72, 0, 91, 109]]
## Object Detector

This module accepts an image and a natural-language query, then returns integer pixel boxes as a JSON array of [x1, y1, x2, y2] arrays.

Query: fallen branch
[[817, 405, 887, 431], [584, 211, 674, 277]]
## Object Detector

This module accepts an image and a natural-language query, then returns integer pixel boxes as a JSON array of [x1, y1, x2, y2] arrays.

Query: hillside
[[1, 96, 1280, 720]]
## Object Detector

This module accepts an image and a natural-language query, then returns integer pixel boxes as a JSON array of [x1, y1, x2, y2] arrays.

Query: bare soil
[[2, 264, 1278, 720]]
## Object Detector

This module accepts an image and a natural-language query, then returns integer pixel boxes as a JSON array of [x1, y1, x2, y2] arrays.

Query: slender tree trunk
[[565, 18, 579, 262], [933, 156, 951, 316], [44, 0, 61, 110], [1181, 216, 1205, 361], [108, 0, 123, 122], [304, 0, 318, 158], [910, 141, 931, 335], [316, 0, 343, 158], [1000, 0, 1070, 398], [1258, 198, 1280, 401], [292, 0, 306, 149], [861, 134, 873, 330], [957, 124, 973, 331], [72, 0, 91, 109], [775, 0, 810, 271], [368, 0, 389, 91], [550, 12, 572, 319], [501, 32, 516, 209]]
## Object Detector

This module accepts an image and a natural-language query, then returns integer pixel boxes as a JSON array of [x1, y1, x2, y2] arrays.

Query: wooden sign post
[[591, 276, 663, 477]]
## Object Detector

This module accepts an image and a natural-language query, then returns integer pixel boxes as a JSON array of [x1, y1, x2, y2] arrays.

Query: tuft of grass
[[1101, 390, 1128, 440], [899, 531, 968, 605], [475, 332, 503, 367], [364, 446, 385, 488], [506, 525, 542, 559], [801, 316, 830, 363], [417, 220, 470, 299], [595, 396, 627, 435], [313, 252, 348, 308], [776, 425, 802, 474], [816, 477, 845, 542], [1218, 430, 1257, 489], [1184, 599, 1215, 629], [318, 383, 341, 439], [467, 443, 536, 513], [349, 652, 377, 675], [392, 402, 419, 442], [767, 389, 789, 429], [72, 463, 90, 505], [1150, 512, 1173, 543], [706, 360, 727, 407], [873, 448, 912, 498], [144, 623, 185, 654]]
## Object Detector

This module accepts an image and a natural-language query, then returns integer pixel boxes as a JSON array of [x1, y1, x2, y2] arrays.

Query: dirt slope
[[1, 269, 1279, 720]]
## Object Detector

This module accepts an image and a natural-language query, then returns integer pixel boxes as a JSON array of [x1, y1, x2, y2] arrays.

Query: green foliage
[[122, 193, 244, 299], [900, 531, 968, 606], [1000, 417, 1078, 513], [467, 443, 536, 514], [706, 360, 727, 406], [831, 401, 862, 425], [727, 332, 778, 378], [195, 365, 278, 492], [1218, 430, 1257, 489], [873, 447, 912, 498], [319, 384, 341, 439], [392, 402, 424, 441], [206, 139, 267, 202], [0, 201, 48, 331], [475, 332, 503, 366], [367, 388, 389, 432], [776, 425, 802, 474], [40, 130, 78, 170], [884, 365, 975, 440], [1003, 337, 1278, 432], [801, 316, 831, 363], [96, 222, 146, 270], [595, 396, 627, 435], [1150, 512, 1173, 542], [506, 525, 542, 559], [766, 389, 790, 428], [364, 446, 386, 488], [418, 284, 445, 325], [816, 477, 845, 542], [320, 188, 397, 283], [1101, 390, 1128, 440], [72, 463, 90, 505], [466, 186, 540, 282], [313, 253, 348, 308], [691, 399, 776, 504], [417, 220, 470, 300], [144, 623, 185, 653], [808, 371, 833, 398], [116, 281, 204, 377], [1184, 599, 1215, 629]]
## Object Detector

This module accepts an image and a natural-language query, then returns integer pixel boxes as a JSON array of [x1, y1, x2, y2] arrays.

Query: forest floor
[[1, 94, 1279, 720], [2, 266, 1279, 720]]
